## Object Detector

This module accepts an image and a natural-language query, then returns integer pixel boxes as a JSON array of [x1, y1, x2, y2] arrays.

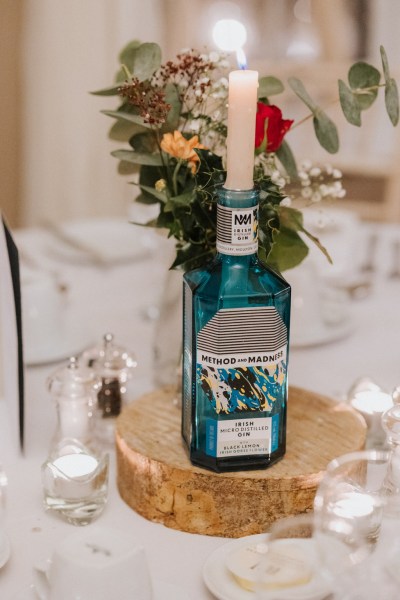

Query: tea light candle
[[224, 69, 258, 191], [351, 391, 393, 419], [50, 453, 100, 501], [351, 390, 393, 446], [53, 453, 98, 479], [331, 491, 375, 519]]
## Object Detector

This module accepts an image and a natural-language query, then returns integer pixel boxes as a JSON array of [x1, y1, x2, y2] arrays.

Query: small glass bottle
[[182, 187, 291, 472], [41, 357, 109, 526], [82, 333, 137, 444]]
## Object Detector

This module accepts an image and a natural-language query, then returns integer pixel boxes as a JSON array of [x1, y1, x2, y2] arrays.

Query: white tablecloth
[[1, 216, 400, 599]]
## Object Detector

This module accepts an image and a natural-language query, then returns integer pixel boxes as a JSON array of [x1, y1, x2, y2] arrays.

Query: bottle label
[[216, 205, 258, 255], [197, 306, 288, 458], [206, 414, 280, 457]]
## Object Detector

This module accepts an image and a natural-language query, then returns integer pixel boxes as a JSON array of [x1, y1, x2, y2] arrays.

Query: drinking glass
[[314, 450, 390, 546], [253, 512, 371, 599]]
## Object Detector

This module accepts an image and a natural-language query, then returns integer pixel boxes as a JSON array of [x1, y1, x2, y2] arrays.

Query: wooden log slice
[[116, 386, 366, 538]]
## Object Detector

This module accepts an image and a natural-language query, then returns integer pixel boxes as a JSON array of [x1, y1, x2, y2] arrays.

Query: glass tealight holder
[[314, 450, 390, 547], [81, 333, 137, 445], [42, 440, 109, 526], [381, 404, 400, 518], [41, 357, 109, 526], [347, 377, 393, 449]]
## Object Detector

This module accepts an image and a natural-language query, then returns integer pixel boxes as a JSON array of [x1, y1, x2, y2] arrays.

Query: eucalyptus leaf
[[133, 43, 162, 81], [275, 141, 298, 180], [111, 149, 163, 166], [258, 76, 284, 98], [101, 109, 154, 129], [288, 78, 316, 111], [338, 79, 362, 126], [348, 62, 380, 110], [278, 206, 332, 264], [118, 40, 141, 72], [385, 78, 399, 125], [313, 110, 339, 153], [109, 119, 147, 142], [117, 160, 138, 175], [380, 45, 390, 83], [134, 184, 168, 203], [90, 84, 121, 97], [163, 83, 182, 131], [115, 67, 129, 83], [266, 226, 309, 272], [129, 132, 158, 153], [277, 206, 304, 232]]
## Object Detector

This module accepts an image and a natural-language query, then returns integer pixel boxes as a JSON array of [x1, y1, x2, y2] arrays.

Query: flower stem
[[172, 160, 182, 196]]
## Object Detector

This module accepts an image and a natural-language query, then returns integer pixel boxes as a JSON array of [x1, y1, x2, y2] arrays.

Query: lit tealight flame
[[212, 18, 248, 68]]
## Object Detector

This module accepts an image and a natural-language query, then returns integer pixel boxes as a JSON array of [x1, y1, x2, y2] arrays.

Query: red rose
[[255, 103, 293, 152]]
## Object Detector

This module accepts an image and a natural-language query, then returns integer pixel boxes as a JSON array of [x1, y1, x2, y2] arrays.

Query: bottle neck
[[216, 187, 259, 260]]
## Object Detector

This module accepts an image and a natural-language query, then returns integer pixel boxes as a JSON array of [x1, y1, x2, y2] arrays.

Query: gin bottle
[[182, 186, 291, 472]]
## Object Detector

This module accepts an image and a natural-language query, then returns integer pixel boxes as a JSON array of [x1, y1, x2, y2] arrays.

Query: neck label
[[216, 205, 258, 255]]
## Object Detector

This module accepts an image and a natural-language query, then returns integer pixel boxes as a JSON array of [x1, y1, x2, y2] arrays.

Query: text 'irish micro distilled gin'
[[182, 187, 291, 472]]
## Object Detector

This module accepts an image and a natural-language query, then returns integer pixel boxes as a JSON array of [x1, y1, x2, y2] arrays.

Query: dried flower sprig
[[118, 77, 170, 125]]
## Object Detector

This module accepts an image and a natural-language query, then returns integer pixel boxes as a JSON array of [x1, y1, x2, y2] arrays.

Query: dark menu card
[[0, 214, 24, 449]]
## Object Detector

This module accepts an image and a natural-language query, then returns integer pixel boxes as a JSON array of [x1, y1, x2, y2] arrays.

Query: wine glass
[[252, 512, 371, 599], [314, 450, 390, 546]]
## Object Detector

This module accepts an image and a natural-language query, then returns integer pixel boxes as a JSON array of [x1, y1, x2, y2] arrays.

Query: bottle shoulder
[[184, 254, 291, 297]]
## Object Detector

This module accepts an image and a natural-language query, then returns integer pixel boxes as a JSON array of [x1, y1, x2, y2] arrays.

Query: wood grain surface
[[116, 386, 366, 537]]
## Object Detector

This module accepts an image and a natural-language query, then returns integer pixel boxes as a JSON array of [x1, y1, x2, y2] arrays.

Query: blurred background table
[[1, 212, 400, 598]]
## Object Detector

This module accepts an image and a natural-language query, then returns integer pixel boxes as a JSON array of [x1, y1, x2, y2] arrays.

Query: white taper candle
[[224, 69, 258, 191]]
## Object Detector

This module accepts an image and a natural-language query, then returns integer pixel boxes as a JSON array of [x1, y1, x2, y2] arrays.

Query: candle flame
[[236, 47, 247, 70]]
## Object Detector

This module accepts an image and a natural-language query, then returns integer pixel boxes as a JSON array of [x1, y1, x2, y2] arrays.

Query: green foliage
[[313, 110, 339, 154], [94, 42, 399, 273], [275, 141, 298, 179], [258, 76, 284, 98], [289, 77, 339, 153], [111, 149, 163, 166], [380, 46, 399, 126], [339, 80, 361, 126]]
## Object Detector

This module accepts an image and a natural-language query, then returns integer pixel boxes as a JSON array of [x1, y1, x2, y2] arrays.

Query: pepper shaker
[[82, 334, 137, 444]]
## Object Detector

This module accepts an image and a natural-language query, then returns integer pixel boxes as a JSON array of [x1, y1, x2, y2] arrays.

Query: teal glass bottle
[[182, 187, 291, 472]]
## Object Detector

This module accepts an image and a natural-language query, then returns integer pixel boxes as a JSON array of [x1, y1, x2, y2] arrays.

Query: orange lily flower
[[160, 131, 206, 174]]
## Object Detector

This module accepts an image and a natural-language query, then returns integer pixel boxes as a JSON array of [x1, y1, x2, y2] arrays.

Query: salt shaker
[[82, 334, 137, 444], [47, 356, 98, 448], [41, 357, 109, 525]]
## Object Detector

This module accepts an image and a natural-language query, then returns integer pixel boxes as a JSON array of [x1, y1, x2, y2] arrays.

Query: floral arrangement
[[93, 42, 398, 272]]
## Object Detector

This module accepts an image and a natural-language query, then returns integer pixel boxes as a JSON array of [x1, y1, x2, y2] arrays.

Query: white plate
[[24, 325, 91, 367], [0, 530, 11, 569], [203, 534, 331, 600], [46, 218, 158, 266], [291, 317, 355, 348]]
